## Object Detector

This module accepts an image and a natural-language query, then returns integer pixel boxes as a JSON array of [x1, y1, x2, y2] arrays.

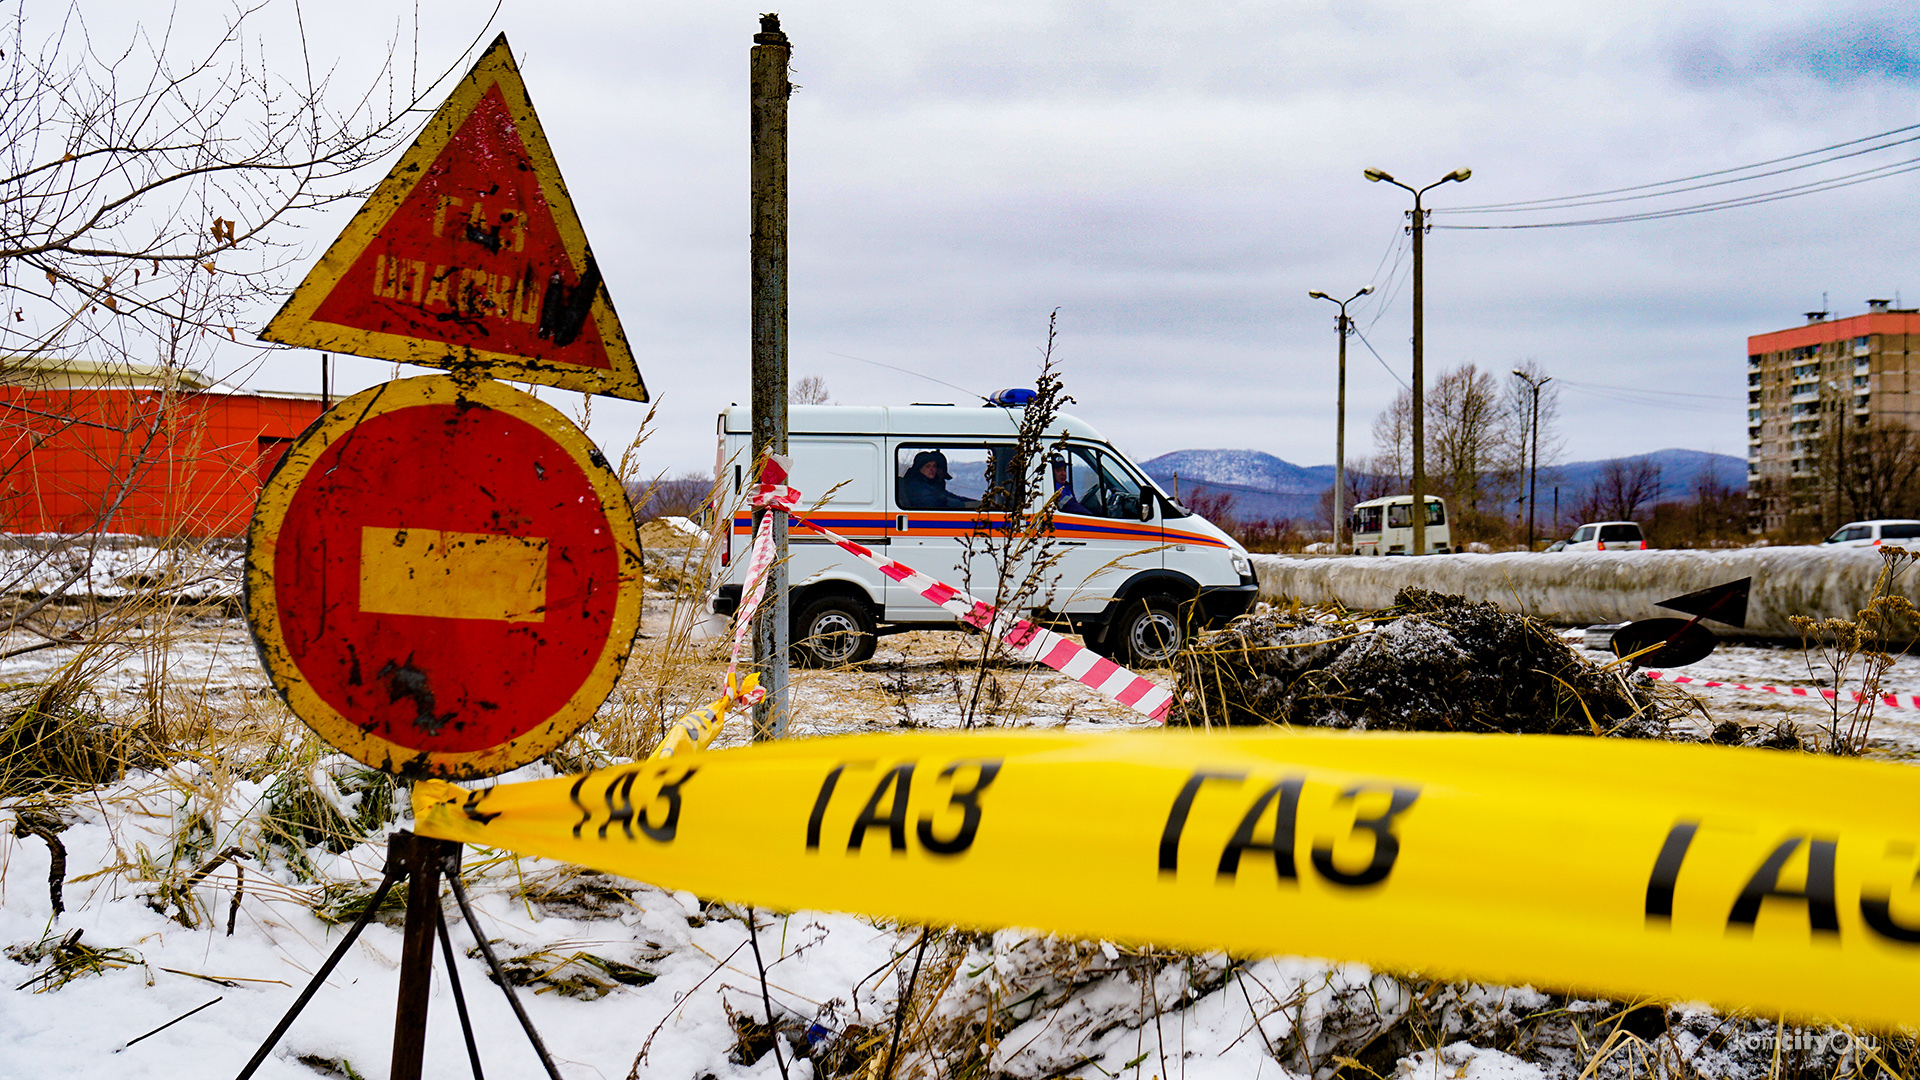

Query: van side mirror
[[1139, 497, 1154, 522]]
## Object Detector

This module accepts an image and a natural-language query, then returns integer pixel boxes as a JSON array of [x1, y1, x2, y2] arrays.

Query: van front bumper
[[1194, 579, 1259, 625]]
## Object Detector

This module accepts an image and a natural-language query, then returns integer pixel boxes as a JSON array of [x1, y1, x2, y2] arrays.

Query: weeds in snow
[[1791, 546, 1920, 755], [8, 927, 147, 992]]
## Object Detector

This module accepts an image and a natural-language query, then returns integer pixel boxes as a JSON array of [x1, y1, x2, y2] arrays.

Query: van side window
[[1354, 505, 1382, 534], [1387, 503, 1410, 529], [895, 446, 1010, 510], [1572, 526, 1595, 542]]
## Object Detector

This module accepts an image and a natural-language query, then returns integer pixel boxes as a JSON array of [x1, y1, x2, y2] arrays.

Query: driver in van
[[1048, 455, 1086, 514], [899, 450, 976, 509]]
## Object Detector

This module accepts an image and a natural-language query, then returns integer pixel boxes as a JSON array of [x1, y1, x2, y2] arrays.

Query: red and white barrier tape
[[1644, 671, 1920, 711], [750, 455, 1174, 722], [645, 457, 792, 759]]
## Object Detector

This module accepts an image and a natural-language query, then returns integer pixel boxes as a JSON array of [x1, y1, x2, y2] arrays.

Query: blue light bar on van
[[988, 388, 1037, 407]]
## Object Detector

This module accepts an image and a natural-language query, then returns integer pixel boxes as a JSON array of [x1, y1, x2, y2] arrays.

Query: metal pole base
[[233, 831, 562, 1080]]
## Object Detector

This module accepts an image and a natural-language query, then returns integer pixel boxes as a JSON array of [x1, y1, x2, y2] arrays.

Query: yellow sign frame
[[261, 34, 646, 401], [248, 375, 644, 778]]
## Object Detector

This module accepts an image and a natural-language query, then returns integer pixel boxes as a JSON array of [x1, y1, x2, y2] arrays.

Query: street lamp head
[[1308, 290, 1330, 300], [1358, 287, 1373, 296], [1512, 368, 1526, 378], [1445, 167, 1472, 183], [1363, 168, 1393, 183]]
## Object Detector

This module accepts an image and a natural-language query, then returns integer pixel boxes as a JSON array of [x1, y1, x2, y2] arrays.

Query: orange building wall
[[0, 388, 324, 537]]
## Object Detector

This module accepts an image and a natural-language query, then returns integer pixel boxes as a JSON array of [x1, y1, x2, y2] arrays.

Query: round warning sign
[[246, 375, 642, 779]]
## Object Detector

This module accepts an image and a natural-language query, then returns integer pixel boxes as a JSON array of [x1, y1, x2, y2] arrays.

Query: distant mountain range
[[1137, 448, 1746, 523]]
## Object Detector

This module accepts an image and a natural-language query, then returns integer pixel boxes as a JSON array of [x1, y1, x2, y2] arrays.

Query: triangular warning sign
[[262, 34, 646, 401]]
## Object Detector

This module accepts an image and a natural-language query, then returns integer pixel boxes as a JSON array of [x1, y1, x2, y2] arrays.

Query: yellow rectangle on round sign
[[359, 526, 548, 622]]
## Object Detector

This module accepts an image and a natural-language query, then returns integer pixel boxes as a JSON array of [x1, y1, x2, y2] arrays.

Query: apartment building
[[1747, 300, 1920, 533]]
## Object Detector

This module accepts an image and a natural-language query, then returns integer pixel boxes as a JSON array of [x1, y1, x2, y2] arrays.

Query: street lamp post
[[1512, 368, 1550, 550], [1310, 287, 1372, 553], [1363, 166, 1471, 555]]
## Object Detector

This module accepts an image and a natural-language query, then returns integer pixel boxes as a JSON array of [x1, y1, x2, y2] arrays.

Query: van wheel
[[1112, 596, 1186, 667], [792, 595, 877, 667]]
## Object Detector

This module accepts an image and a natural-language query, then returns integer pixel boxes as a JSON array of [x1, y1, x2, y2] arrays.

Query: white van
[[709, 401, 1257, 667], [1349, 495, 1451, 555]]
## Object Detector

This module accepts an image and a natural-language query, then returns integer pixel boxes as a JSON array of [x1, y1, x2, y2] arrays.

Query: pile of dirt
[[638, 516, 706, 551], [1172, 588, 1669, 737]]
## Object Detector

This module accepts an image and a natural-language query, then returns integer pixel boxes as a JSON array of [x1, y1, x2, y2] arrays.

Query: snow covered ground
[[3, 565, 1915, 1078]]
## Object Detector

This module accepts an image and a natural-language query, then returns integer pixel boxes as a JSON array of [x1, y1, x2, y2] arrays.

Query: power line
[[1555, 378, 1737, 412], [1432, 132, 1920, 216], [1350, 326, 1410, 391], [1434, 155, 1920, 230], [1440, 121, 1920, 211], [1557, 378, 1740, 401]]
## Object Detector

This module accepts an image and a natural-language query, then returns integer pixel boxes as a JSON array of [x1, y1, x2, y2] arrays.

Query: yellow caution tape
[[413, 730, 1920, 1028], [648, 672, 761, 761]]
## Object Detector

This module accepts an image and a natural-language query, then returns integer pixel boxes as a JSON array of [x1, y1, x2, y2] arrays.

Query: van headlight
[[1231, 552, 1251, 577]]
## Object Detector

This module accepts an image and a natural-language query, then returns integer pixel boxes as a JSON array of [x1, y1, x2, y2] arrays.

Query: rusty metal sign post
[[238, 374, 640, 1079], [239, 31, 652, 1078], [241, 33, 656, 1079], [261, 33, 647, 401]]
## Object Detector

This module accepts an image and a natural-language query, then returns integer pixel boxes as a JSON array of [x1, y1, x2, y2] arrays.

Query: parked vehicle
[[1564, 521, 1645, 551], [1349, 495, 1451, 555], [708, 399, 1258, 667], [1822, 519, 1920, 548]]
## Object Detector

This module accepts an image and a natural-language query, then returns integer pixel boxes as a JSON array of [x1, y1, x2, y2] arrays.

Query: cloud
[[1674, 7, 1920, 87], [58, 0, 1913, 480]]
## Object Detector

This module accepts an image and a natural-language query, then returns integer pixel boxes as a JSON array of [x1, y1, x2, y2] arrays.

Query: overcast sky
[[113, 0, 1920, 480]]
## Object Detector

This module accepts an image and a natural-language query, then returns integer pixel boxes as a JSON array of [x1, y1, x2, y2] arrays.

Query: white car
[[1564, 521, 1645, 551], [1823, 519, 1920, 548]]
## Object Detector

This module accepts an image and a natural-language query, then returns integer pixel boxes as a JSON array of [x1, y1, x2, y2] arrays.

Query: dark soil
[[1171, 588, 1669, 736]]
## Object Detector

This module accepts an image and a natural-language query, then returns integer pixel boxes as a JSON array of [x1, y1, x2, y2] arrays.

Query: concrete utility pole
[[1310, 287, 1371, 553], [750, 13, 791, 739], [1364, 166, 1470, 554], [1512, 368, 1550, 550]]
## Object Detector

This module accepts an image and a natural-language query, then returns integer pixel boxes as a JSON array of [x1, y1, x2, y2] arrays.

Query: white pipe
[[1250, 548, 1910, 639]]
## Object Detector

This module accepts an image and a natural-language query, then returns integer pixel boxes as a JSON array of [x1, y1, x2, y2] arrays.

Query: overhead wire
[[1349, 326, 1410, 391], [1434, 156, 1920, 229], [1433, 133, 1920, 215], [1440, 121, 1920, 211], [1428, 121, 1920, 230], [1361, 246, 1412, 334], [1554, 378, 1738, 413]]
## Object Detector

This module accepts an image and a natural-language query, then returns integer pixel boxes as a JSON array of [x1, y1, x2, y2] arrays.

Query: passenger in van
[[1049, 456, 1086, 514], [898, 450, 977, 509]]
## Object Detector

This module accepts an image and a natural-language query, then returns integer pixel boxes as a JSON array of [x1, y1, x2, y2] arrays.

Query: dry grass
[[3, 522, 1917, 1078]]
